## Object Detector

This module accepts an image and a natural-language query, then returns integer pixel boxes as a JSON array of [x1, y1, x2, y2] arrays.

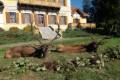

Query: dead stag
[[4, 44, 50, 59], [55, 41, 103, 53]]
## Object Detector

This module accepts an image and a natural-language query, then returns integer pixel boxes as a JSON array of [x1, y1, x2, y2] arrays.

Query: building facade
[[71, 6, 96, 29], [71, 6, 89, 24], [0, 0, 71, 31]]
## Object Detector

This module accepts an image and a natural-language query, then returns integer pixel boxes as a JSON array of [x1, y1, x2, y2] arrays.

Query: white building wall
[[59, 0, 72, 31], [47, 0, 72, 31], [4, 0, 18, 12], [59, 0, 71, 23], [80, 18, 87, 23], [0, 0, 72, 31]]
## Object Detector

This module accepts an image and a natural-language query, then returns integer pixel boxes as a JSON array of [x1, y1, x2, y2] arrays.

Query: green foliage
[[93, 0, 120, 35], [9, 27, 20, 32], [0, 56, 101, 74], [0, 35, 120, 80], [103, 46, 120, 61], [83, 0, 92, 13], [0, 54, 119, 80], [23, 25, 34, 33], [0, 28, 4, 32], [83, 0, 96, 22], [0, 30, 35, 45]]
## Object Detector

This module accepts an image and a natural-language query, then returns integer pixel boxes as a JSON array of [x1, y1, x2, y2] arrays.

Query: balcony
[[18, 0, 61, 8]]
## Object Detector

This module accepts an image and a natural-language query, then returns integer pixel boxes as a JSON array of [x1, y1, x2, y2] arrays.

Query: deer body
[[57, 44, 86, 53], [56, 41, 100, 53], [4, 44, 49, 59]]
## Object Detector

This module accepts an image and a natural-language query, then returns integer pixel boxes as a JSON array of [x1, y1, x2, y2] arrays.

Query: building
[[71, 6, 89, 24], [71, 6, 89, 28], [0, 0, 71, 31], [71, 6, 96, 29]]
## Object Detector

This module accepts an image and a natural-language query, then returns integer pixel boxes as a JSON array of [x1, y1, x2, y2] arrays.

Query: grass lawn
[[0, 30, 120, 80]]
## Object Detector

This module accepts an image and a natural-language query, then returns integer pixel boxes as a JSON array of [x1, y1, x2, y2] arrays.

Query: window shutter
[[6, 12, 10, 23], [16, 13, 19, 24]]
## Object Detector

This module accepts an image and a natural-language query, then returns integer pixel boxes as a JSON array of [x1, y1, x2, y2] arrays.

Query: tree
[[83, 0, 91, 13], [83, 0, 95, 22], [94, 0, 120, 35]]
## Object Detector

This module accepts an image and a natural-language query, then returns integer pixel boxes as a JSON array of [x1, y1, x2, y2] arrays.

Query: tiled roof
[[71, 6, 89, 17]]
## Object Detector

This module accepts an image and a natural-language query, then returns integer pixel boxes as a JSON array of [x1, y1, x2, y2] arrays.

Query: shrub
[[23, 25, 33, 33], [0, 30, 35, 44], [0, 27, 4, 32], [103, 46, 120, 61], [9, 27, 20, 32]]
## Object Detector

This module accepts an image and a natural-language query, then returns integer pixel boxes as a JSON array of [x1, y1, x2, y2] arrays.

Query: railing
[[18, 0, 60, 8]]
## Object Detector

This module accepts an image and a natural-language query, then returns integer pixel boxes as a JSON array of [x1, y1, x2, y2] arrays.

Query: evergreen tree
[[83, 0, 91, 13], [94, 0, 120, 35], [83, 0, 95, 22]]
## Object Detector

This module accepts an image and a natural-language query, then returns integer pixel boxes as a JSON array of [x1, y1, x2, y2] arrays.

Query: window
[[49, 15, 56, 24], [38, 14, 45, 27], [60, 0, 65, 6], [9, 12, 16, 23], [60, 16, 67, 25], [23, 13, 31, 24], [73, 19, 79, 23]]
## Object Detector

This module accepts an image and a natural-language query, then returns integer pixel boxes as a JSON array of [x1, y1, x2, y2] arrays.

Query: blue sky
[[71, 0, 83, 10]]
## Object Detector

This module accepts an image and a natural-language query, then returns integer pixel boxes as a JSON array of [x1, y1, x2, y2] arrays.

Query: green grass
[[63, 29, 99, 38], [0, 31, 36, 45], [0, 30, 120, 80]]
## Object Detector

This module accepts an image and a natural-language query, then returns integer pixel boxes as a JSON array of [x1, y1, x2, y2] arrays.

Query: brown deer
[[55, 41, 102, 53], [4, 44, 50, 59]]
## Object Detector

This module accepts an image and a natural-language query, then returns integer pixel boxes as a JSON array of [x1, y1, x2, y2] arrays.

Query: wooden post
[[45, 11, 48, 27], [19, 10, 22, 24], [56, 11, 59, 25]]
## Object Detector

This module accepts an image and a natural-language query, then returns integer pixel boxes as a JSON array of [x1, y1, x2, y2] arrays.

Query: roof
[[71, 6, 89, 17]]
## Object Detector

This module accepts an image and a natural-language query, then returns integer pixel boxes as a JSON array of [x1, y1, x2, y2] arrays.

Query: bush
[[0, 28, 4, 32], [23, 25, 33, 33], [103, 46, 120, 61], [9, 27, 20, 32], [0, 30, 35, 44]]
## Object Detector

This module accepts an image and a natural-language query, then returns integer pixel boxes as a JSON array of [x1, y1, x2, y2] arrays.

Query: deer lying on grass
[[4, 44, 50, 59], [56, 41, 102, 53]]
